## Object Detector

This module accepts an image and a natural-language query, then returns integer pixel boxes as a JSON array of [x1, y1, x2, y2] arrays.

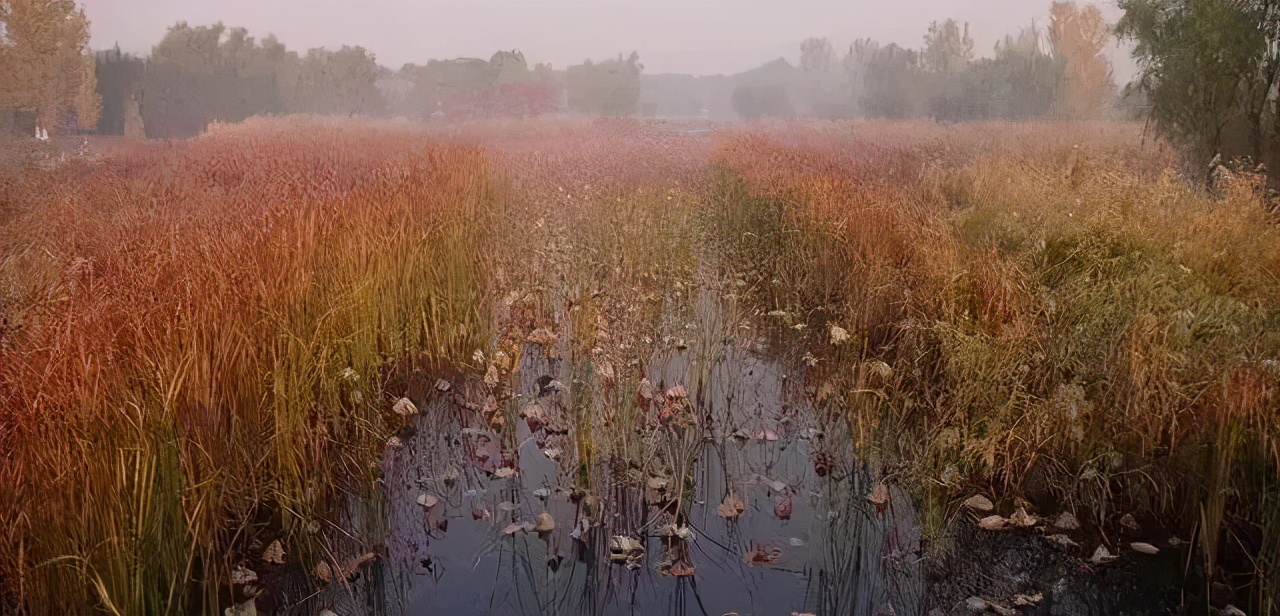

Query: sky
[[82, 0, 1136, 80]]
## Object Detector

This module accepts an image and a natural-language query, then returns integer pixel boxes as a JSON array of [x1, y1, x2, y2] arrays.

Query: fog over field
[[83, 0, 1136, 79], [3, 1, 1279, 615]]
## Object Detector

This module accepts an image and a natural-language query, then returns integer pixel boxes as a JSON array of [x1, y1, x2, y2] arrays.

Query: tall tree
[[565, 52, 642, 116], [1117, 0, 1280, 179], [1049, 1, 1115, 119], [0, 0, 100, 133], [922, 19, 975, 75], [800, 37, 835, 74], [861, 44, 926, 119], [799, 37, 851, 118], [921, 19, 976, 120], [294, 46, 382, 116]]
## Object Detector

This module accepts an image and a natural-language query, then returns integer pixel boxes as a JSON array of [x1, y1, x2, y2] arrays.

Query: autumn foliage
[[0, 119, 493, 613], [0, 0, 100, 131]]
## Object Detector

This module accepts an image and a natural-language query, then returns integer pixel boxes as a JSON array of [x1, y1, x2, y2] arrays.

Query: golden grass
[[0, 120, 494, 614], [712, 121, 1279, 607]]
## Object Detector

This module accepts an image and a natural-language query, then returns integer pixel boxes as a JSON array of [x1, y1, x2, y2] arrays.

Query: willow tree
[[1117, 0, 1280, 180], [0, 0, 101, 133]]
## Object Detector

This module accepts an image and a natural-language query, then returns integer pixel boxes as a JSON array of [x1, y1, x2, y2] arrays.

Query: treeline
[[95, 23, 387, 138], [94, 22, 647, 138], [733, 1, 1117, 122]]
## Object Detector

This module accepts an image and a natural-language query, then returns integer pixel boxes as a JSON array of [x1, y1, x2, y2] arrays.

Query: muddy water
[[330, 286, 925, 616]]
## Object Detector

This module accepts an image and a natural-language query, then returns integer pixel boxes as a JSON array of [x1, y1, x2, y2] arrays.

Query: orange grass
[[712, 122, 1279, 607], [0, 120, 494, 614]]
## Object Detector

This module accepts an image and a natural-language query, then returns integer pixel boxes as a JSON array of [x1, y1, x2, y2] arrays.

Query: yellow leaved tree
[[0, 0, 101, 134]]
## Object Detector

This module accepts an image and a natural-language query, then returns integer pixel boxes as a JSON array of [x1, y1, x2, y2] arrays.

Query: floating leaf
[[978, 515, 1009, 531], [1130, 542, 1160, 555], [744, 544, 781, 565], [416, 493, 440, 509], [230, 566, 258, 585], [775, 495, 793, 520], [664, 561, 695, 577], [1090, 545, 1117, 564], [608, 535, 644, 567], [493, 467, 515, 479], [866, 482, 890, 508], [1010, 507, 1038, 527], [962, 494, 994, 512], [570, 516, 591, 541], [392, 397, 418, 417], [471, 507, 491, 520], [1053, 511, 1080, 530], [716, 492, 745, 518], [501, 522, 534, 536], [533, 512, 555, 534], [261, 540, 284, 565]]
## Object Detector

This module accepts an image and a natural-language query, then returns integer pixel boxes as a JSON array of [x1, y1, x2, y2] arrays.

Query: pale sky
[[82, 0, 1135, 79]]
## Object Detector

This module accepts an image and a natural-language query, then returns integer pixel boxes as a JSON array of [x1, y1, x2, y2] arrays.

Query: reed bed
[[712, 123, 1279, 609], [0, 120, 494, 614]]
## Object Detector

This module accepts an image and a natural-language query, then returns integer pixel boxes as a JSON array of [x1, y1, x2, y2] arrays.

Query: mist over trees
[[565, 52, 643, 116], [36, 0, 1280, 178]]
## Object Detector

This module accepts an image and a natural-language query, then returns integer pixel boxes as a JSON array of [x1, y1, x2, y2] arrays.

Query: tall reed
[[0, 121, 494, 613]]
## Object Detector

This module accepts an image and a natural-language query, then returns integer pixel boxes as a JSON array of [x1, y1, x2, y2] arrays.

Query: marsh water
[[275, 282, 924, 616]]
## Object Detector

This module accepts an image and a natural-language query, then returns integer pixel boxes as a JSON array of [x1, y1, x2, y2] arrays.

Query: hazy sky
[[83, 0, 1134, 79]]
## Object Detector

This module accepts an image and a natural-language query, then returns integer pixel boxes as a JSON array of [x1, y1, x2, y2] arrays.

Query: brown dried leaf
[[261, 540, 284, 565], [866, 482, 890, 507], [962, 494, 994, 512], [774, 495, 793, 520], [716, 492, 745, 518], [1130, 542, 1160, 555], [501, 522, 534, 536], [392, 397, 418, 417], [533, 511, 556, 534], [1010, 507, 1038, 527]]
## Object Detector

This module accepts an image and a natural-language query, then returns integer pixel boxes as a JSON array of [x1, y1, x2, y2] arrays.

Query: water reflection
[[286, 287, 920, 616]]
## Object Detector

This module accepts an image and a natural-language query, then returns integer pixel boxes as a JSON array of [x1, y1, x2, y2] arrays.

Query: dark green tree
[[1117, 0, 1280, 181]]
